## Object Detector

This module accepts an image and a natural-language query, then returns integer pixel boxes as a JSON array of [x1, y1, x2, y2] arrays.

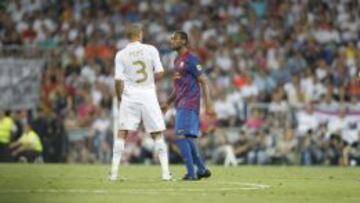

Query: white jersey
[[114, 41, 164, 93], [114, 41, 165, 133]]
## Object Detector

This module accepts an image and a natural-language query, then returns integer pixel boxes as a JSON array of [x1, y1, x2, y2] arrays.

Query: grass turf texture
[[0, 164, 359, 203]]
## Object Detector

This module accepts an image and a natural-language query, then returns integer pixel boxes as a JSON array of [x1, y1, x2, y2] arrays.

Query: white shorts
[[116, 90, 165, 133]]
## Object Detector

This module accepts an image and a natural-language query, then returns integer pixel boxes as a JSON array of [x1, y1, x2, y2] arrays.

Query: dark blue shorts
[[175, 108, 199, 137]]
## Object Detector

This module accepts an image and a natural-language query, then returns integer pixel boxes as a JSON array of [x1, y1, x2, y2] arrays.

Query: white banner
[[0, 58, 44, 110]]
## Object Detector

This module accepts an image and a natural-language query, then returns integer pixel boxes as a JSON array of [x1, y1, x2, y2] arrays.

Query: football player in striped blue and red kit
[[163, 31, 216, 180]]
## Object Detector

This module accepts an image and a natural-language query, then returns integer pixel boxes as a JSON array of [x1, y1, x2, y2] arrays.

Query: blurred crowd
[[0, 0, 359, 166]]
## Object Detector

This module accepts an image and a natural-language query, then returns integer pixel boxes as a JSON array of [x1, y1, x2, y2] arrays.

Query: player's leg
[[174, 109, 197, 180], [186, 137, 211, 179], [175, 136, 196, 180], [182, 109, 211, 179], [110, 129, 128, 180], [110, 99, 140, 181], [141, 94, 171, 180], [151, 132, 171, 180]]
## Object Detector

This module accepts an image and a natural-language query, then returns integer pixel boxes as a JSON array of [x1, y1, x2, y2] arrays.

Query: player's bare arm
[[155, 70, 164, 111], [115, 79, 124, 103], [161, 90, 176, 113], [197, 75, 216, 117], [154, 71, 164, 82]]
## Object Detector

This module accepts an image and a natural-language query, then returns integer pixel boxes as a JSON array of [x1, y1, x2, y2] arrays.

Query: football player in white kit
[[110, 24, 171, 181]]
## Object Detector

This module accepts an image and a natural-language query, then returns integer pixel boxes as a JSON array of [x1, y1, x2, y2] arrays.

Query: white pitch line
[[0, 182, 271, 194], [217, 181, 271, 189]]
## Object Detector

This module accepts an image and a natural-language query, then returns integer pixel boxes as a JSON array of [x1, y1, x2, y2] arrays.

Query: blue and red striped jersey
[[173, 51, 203, 113]]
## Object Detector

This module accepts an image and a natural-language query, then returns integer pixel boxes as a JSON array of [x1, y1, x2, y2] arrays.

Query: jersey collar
[[127, 41, 141, 47], [177, 50, 190, 60]]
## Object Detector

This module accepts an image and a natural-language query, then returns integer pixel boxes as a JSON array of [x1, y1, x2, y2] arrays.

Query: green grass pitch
[[0, 164, 359, 203]]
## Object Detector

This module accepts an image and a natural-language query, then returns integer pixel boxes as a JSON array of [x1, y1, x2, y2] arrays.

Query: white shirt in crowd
[[214, 96, 237, 120], [284, 82, 300, 105], [92, 117, 111, 134], [296, 111, 319, 136], [317, 99, 339, 112], [269, 100, 289, 113], [241, 84, 259, 98], [326, 115, 360, 145], [327, 116, 347, 135]]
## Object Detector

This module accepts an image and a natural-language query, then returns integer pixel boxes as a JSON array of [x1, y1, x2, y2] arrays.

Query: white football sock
[[110, 138, 125, 180], [154, 137, 170, 179]]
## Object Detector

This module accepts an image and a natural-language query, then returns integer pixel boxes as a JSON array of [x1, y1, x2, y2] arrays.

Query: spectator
[[296, 105, 319, 136], [9, 122, 43, 163], [88, 108, 112, 163], [0, 110, 15, 162], [275, 127, 297, 165], [245, 109, 264, 132]]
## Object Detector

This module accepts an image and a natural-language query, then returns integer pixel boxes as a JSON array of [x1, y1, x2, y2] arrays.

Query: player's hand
[[205, 104, 216, 118], [160, 103, 169, 114]]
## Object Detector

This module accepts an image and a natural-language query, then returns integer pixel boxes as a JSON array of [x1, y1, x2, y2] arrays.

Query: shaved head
[[125, 24, 143, 40]]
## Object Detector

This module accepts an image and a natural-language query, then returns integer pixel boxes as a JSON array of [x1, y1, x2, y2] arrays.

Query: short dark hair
[[173, 31, 189, 45]]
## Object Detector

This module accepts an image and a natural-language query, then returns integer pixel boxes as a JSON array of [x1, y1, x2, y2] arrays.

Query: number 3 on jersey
[[133, 60, 148, 83]]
